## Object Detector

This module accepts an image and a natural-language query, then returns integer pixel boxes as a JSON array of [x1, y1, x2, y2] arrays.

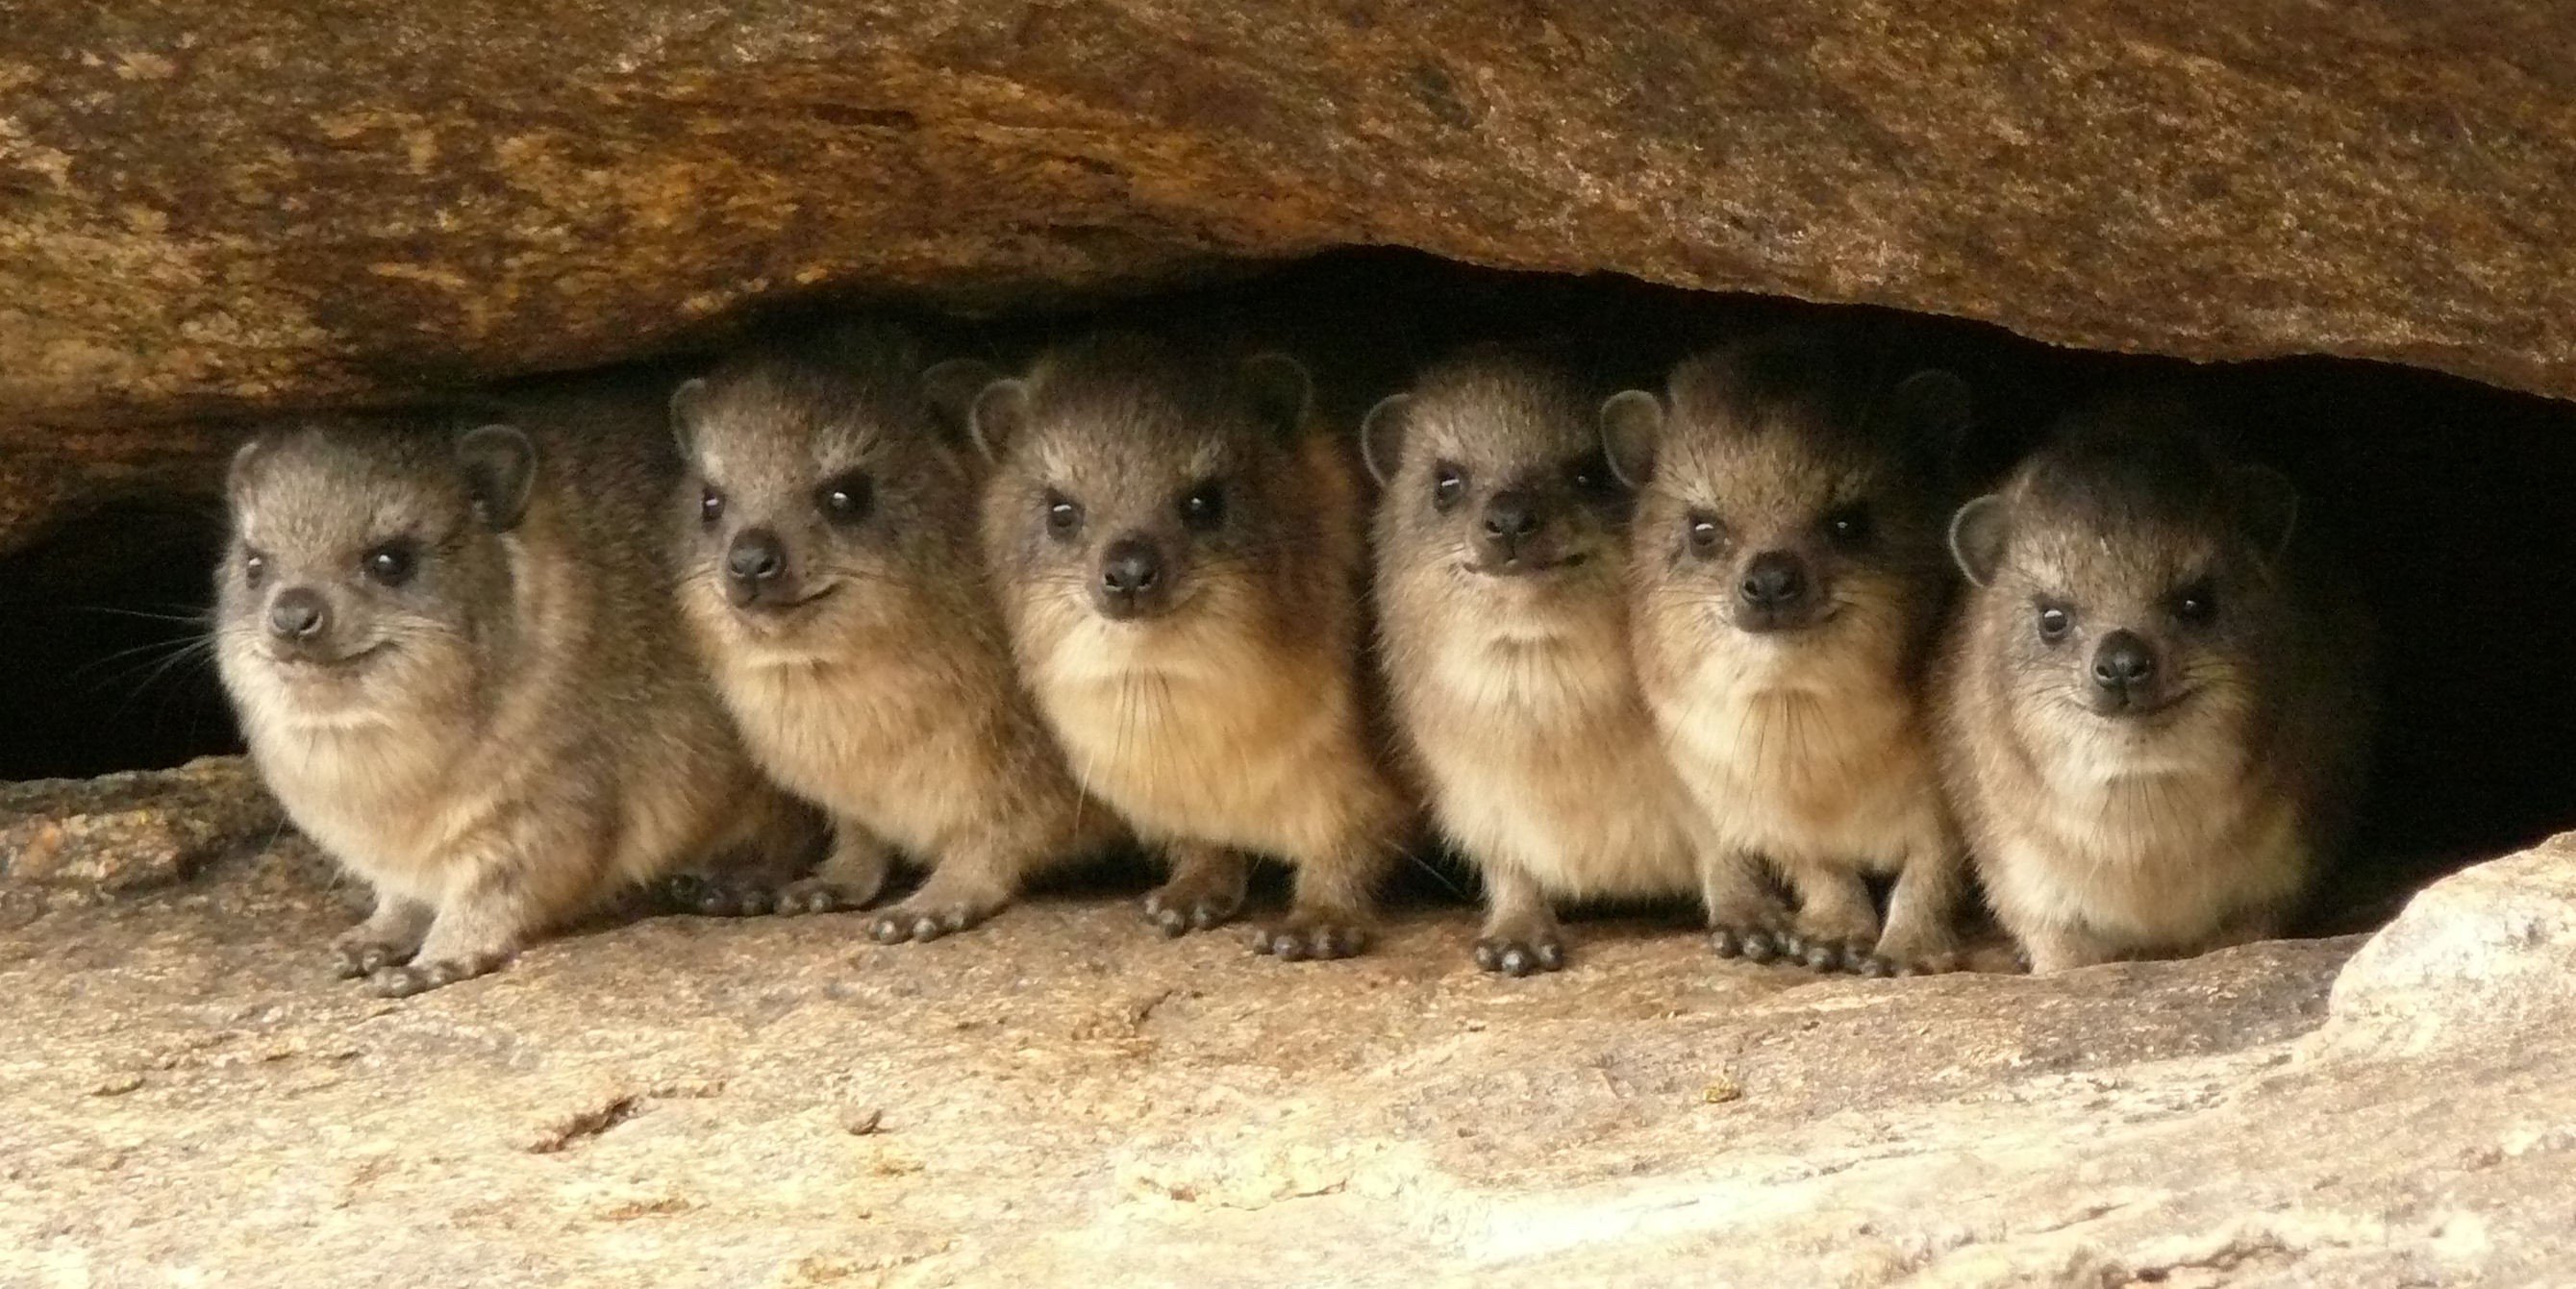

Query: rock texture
[[6, 822, 2576, 1284], [0, 756, 278, 894], [6, 0, 2576, 549]]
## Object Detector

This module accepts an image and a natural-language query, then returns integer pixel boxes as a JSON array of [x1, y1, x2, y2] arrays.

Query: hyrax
[[972, 333, 1411, 959], [1934, 400, 2371, 973], [668, 326, 1119, 941], [213, 385, 811, 997], [1366, 350, 1786, 976], [1604, 334, 1973, 975]]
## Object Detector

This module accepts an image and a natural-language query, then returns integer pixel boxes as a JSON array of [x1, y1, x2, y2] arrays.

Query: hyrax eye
[[364, 540, 419, 587], [700, 486, 725, 528], [1823, 503, 1874, 549], [1178, 480, 1226, 533], [2171, 580, 2219, 626], [2035, 603, 2074, 644], [1567, 451, 1618, 496], [817, 471, 874, 526], [1684, 510, 1726, 558], [1044, 489, 1085, 541], [241, 550, 269, 588], [1432, 462, 1467, 512]]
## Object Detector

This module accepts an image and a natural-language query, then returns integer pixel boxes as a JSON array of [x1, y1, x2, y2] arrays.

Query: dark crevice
[[4, 247, 2571, 929]]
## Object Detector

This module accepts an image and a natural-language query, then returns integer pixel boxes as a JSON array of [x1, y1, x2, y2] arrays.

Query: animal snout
[[1738, 551, 1810, 610], [2089, 630, 2160, 708], [1476, 490, 1544, 565], [267, 587, 330, 642], [1096, 535, 1169, 620], [723, 528, 794, 607]]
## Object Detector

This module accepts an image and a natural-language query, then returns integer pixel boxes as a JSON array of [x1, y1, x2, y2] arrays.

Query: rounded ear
[[1240, 352, 1313, 442], [1598, 390, 1665, 488], [2230, 464, 2300, 562], [920, 359, 1000, 446], [225, 435, 270, 507], [668, 378, 710, 460], [1888, 369, 1973, 471], [456, 424, 538, 532], [1947, 493, 2011, 587], [1358, 394, 1412, 487], [968, 379, 1032, 464]]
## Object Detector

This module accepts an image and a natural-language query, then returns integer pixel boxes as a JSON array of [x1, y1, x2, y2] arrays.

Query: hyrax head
[[1602, 334, 1970, 640], [1948, 402, 2301, 724], [1362, 352, 1629, 612], [971, 333, 1313, 629], [216, 414, 535, 721], [670, 325, 994, 656]]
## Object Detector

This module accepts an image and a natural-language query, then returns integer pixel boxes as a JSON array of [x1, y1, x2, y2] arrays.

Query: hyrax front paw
[[1472, 931, 1565, 978], [774, 878, 872, 916], [365, 951, 511, 998], [1707, 918, 1794, 964], [866, 898, 996, 944], [660, 873, 780, 917], [331, 934, 413, 979], [1249, 911, 1371, 961], [1866, 927, 1964, 978], [1141, 877, 1246, 938]]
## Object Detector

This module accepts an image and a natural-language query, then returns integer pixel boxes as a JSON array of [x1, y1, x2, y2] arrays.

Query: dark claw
[[1801, 940, 1844, 972], [1254, 921, 1368, 961], [1853, 954, 1896, 979], [365, 953, 505, 998], [1473, 937, 1564, 977], [1711, 926, 1781, 962], [333, 942, 404, 979]]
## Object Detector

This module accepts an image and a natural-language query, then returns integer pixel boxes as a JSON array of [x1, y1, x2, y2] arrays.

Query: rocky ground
[[4, 763, 2573, 1286]]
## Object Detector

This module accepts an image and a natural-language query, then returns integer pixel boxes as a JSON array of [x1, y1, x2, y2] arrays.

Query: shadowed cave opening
[[7, 248, 2573, 928]]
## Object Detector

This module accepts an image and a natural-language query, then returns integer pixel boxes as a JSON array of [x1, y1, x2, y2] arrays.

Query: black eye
[[2173, 580, 2219, 626], [364, 540, 418, 587], [1044, 489, 1084, 541], [1432, 462, 1467, 512], [2036, 603, 2073, 644], [700, 486, 725, 528], [1568, 452, 1617, 495], [241, 550, 268, 589], [1179, 481, 1225, 533], [1824, 504, 1873, 549], [818, 471, 873, 526], [1685, 510, 1725, 558]]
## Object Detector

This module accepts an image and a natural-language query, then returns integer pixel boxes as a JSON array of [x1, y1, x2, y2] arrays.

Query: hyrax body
[[213, 384, 810, 996], [1365, 351, 1785, 976], [669, 327, 1118, 941], [1604, 333, 1972, 974], [1934, 400, 2371, 972], [973, 333, 1411, 959]]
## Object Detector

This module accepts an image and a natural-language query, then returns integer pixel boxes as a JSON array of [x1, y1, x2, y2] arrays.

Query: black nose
[[2091, 630, 2157, 693], [726, 528, 786, 585], [1483, 492, 1540, 541], [1098, 536, 1166, 617], [267, 587, 328, 641], [1738, 551, 1809, 608]]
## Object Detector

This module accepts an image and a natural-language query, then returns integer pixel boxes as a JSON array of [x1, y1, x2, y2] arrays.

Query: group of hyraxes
[[212, 321, 2371, 997]]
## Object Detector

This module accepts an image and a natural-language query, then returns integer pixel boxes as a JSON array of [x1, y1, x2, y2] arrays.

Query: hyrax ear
[[968, 379, 1033, 465], [1598, 389, 1666, 488], [1947, 493, 2011, 587], [225, 435, 270, 508], [2230, 464, 2300, 562], [920, 359, 1000, 447], [456, 424, 538, 533], [668, 378, 711, 460], [1888, 369, 1973, 471], [1240, 351, 1313, 443], [1358, 394, 1413, 487]]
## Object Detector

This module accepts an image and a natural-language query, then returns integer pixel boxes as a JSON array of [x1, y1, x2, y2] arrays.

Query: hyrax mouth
[[265, 640, 391, 673], [1463, 551, 1589, 579]]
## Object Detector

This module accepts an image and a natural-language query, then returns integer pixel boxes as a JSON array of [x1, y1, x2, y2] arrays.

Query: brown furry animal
[[668, 325, 1121, 942], [1606, 333, 1972, 974], [972, 334, 1411, 959], [1367, 350, 1786, 975], [1933, 399, 2372, 972], [213, 382, 811, 996]]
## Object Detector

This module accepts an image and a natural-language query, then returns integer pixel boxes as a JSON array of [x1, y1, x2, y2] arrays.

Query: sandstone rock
[[0, 756, 280, 892], [4, 826, 2574, 1284], [6, 1, 2575, 549]]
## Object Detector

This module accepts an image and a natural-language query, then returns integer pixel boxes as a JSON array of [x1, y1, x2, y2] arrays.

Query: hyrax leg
[[1702, 849, 1793, 963], [332, 893, 435, 979], [1781, 861, 1883, 974], [368, 824, 604, 999], [1872, 847, 1968, 976], [1473, 866, 1565, 977], [1253, 830, 1394, 963], [867, 833, 1040, 945], [777, 822, 896, 916], [1142, 841, 1251, 937], [2016, 922, 2122, 975]]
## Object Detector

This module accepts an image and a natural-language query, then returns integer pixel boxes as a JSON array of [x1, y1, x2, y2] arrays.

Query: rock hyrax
[[1934, 398, 2372, 972], [973, 333, 1412, 959], [1605, 332, 1972, 974]]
